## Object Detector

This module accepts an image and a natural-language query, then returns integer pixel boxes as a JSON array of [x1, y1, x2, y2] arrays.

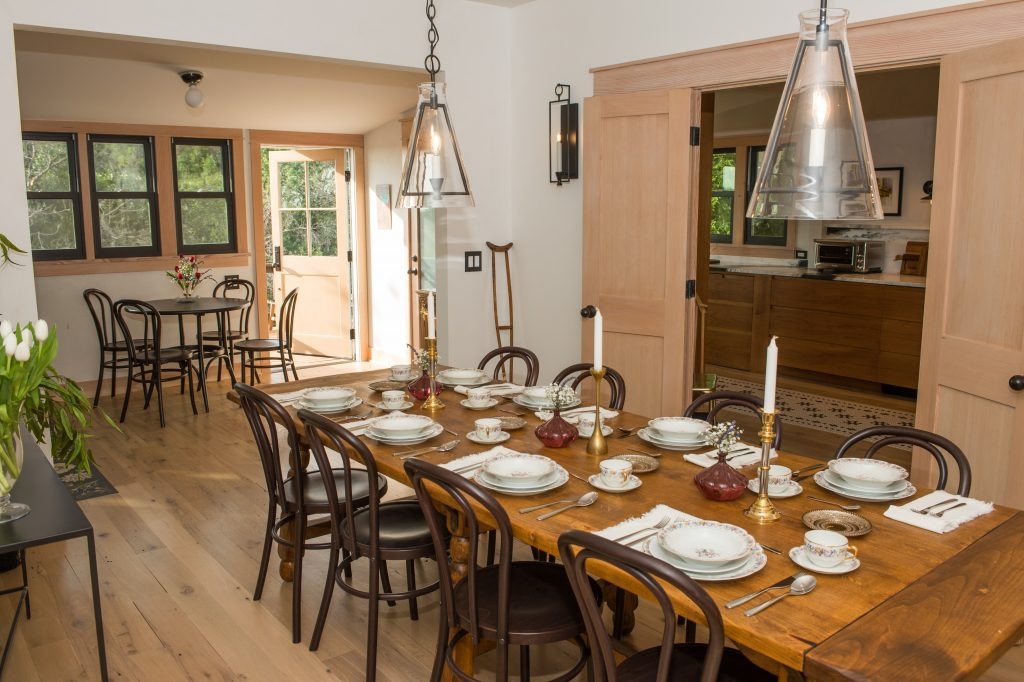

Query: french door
[[916, 37, 1024, 507], [268, 148, 353, 358], [582, 89, 701, 417]]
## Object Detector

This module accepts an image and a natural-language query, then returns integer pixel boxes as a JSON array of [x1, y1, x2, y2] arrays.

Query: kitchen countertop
[[710, 265, 926, 288]]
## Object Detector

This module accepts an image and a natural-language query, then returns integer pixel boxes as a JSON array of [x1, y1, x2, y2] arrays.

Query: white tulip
[[33, 319, 49, 342], [21, 329, 33, 347], [0, 320, 11, 338], [14, 341, 29, 362], [3, 335, 15, 356]]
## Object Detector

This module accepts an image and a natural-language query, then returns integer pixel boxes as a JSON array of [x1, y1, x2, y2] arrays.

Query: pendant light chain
[[425, 0, 441, 86]]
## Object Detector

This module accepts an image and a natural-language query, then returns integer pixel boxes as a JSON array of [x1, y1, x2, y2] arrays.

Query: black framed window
[[710, 147, 736, 244], [22, 133, 85, 260], [171, 138, 236, 254], [88, 135, 160, 258], [744, 145, 787, 246]]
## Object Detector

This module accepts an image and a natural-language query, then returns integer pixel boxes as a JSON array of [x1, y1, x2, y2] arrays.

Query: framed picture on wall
[[840, 160, 865, 189], [838, 198, 870, 218], [875, 167, 904, 216]]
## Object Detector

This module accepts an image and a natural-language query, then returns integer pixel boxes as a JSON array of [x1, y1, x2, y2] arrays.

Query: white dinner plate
[[366, 422, 444, 445], [473, 467, 569, 496], [813, 471, 917, 502], [477, 467, 561, 491], [512, 394, 582, 411], [374, 400, 415, 411], [297, 397, 362, 413], [437, 371, 491, 387], [643, 539, 767, 582], [823, 469, 909, 495], [636, 428, 707, 451]]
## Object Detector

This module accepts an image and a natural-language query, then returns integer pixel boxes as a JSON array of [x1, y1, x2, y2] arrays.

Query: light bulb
[[811, 87, 830, 126], [185, 85, 204, 108]]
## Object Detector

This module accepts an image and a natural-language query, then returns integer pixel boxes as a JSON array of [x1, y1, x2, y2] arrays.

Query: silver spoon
[[396, 440, 460, 459], [537, 491, 598, 520], [520, 493, 592, 514], [807, 495, 862, 512], [745, 574, 817, 616]]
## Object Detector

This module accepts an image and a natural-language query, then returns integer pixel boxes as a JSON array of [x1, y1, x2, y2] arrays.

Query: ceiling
[[14, 30, 424, 134], [463, 0, 537, 6]]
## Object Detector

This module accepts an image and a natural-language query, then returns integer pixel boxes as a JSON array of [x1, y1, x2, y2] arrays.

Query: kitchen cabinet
[[707, 273, 925, 389]]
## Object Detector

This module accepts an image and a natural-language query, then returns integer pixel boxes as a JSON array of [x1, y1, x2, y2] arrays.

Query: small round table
[[147, 297, 246, 411]]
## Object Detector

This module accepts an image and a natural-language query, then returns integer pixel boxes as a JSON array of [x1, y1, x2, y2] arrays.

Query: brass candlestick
[[586, 368, 607, 455], [744, 410, 780, 523], [421, 337, 445, 411]]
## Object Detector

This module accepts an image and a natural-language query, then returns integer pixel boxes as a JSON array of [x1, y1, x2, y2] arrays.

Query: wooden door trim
[[248, 130, 367, 360], [592, 0, 1024, 95]]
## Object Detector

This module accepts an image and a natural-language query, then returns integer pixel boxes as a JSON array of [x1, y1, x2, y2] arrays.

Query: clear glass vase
[[0, 431, 30, 522]]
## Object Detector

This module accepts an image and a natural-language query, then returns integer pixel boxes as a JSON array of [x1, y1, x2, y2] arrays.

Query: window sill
[[32, 252, 251, 277]]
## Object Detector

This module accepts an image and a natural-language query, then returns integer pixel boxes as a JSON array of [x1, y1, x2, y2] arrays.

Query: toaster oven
[[813, 239, 884, 273]]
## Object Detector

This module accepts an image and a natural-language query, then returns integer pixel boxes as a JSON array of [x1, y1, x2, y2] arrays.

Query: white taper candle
[[427, 291, 436, 338], [593, 308, 603, 371], [763, 336, 778, 414]]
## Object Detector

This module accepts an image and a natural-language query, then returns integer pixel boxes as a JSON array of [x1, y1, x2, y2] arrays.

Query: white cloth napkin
[[683, 444, 775, 469], [883, 490, 994, 534], [453, 383, 525, 396], [274, 389, 309, 404], [440, 446, 519, 478], [595, 504, 699, 542], [535, 406, 620, 422]]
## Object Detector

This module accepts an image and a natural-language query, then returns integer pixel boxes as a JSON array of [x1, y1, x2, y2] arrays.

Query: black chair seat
[[202, 330, 248, 341], [140, 347, 194, 364], [342, 500, 435, 550], [236, 338, 283, 352], [617, 644, 774, 681], [283, 469, 388, 509], [453, 561, 597, 643]]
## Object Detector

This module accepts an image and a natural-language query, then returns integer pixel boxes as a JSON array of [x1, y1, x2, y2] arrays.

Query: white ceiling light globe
[[185, 86, 204, 108]]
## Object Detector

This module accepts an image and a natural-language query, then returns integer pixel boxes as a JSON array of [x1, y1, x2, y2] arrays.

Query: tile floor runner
[[715, 376, 915, 447]]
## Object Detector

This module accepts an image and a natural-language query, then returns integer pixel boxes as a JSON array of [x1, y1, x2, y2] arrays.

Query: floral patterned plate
[[657, 519, 758, 569]]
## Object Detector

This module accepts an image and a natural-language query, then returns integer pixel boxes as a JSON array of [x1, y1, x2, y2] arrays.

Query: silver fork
[[912, 497, 958, 515], [933, 501, 968, 517], [611, 516, 673, 546]]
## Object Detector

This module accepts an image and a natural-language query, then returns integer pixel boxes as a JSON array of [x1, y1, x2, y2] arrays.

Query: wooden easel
[[486, 242, 514, 382]]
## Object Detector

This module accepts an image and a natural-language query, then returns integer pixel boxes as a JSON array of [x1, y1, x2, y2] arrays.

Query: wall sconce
[[179, 70, 205, 108], [549, 84, 578, 186]]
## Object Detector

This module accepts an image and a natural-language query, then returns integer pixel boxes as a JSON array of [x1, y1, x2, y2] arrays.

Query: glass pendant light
[[748, 1, 881, 221], [397, 0, 474, 208]]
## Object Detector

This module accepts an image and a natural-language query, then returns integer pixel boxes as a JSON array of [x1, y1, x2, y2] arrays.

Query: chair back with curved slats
[[212, 278, 256, 339], [278, 287, 300, 349], [404, 458, 517, 678], [235, 383, 304, 515], [477, 345, 540, 386], [684, 391, 783, 449], [553, 363, 627, 410], [84, 288, 120, 350], [558, 529, 725, 682], [833, 425, 972, 495], [112, 299, 163, 367]]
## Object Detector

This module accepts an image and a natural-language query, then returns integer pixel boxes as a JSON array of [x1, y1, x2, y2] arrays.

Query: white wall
[[866, 116, 935, 230]]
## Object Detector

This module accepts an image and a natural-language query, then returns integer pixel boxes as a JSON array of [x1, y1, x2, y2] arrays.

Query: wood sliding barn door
[[917, 38, 1024, 507], [582, 89, 700, 417]]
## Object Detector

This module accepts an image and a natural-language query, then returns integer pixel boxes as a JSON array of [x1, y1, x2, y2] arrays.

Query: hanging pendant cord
[[817, 0, 828, 33], [425, 0, 441, 86]]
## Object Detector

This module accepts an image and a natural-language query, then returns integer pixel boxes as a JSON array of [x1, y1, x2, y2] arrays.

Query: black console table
[[0, 437, 107, 680]]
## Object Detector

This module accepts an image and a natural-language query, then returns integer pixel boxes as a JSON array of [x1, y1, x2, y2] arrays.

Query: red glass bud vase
[[693, 449, 749, 501], [407, 372, 440, 400], [535, 407, 578, 448]]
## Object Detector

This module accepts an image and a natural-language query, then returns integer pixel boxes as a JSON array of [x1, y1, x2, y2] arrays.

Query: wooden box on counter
[[707, 272, 924, 389]]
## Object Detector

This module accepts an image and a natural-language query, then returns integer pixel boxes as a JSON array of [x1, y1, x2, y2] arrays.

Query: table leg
[[602, 582, 638, 637], [195, 314, 210, 412], [87, 531, 109, 682]]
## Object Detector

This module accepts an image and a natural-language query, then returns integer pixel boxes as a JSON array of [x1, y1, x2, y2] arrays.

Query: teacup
[[577, 414, 603, 437], [767, 465, 792, 494], [390, 364, 419, 381], [382, 390, 406, 409], [474, 418, 503, 442], [466, 387, 492, 407], [804, 529, 858, 568], [599, 459, 632, 488]]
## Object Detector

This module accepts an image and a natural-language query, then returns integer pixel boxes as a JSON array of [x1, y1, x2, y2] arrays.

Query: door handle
[[407, 268, 419, 276], [273, 246, 282, 271], [1010, 375, 1024, 392], [581, 305, 597, 319]]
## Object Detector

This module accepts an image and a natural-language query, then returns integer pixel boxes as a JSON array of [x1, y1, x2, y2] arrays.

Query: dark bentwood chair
[[113, 299, 199, 428], [202, 278, 256, 382], [236, 383, 388, 643], [833, 425, 972, 495], [553, 363, 627, 410], [558, 530, 774, 682], [237, 287, 299, 384], [83, 288, 146, 406], [684, 391, 783, 449], [299, 411, 442, 679], [477, 346, 540, 386], [404, 458, 594, 682]]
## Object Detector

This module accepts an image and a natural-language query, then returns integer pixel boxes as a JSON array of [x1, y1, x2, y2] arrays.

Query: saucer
[[588, 474, 642, 493], [746, 479, 803, 498], [578, 424, 614, 438], [460, 398, 500, 411], [467, 430, 511, 445], [788, 546, 860, 575], [375, 400, 415, 411]]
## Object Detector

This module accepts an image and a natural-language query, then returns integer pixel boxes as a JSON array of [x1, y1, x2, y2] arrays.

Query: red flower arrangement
[[166, 254, 213, 298]]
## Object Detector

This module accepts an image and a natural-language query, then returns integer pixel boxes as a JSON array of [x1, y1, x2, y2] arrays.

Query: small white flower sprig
[[544, 383, 578, 410], [704, 420, 742, 453]]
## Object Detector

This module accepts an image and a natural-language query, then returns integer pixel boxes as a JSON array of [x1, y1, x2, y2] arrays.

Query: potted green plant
[[0, 319, 106, 521]]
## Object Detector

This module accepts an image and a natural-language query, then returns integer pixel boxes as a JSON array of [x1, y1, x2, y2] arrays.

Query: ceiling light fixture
[[179, 70, 205, 109], [748, 1, 880, 221], [397, 0, 474, 208]]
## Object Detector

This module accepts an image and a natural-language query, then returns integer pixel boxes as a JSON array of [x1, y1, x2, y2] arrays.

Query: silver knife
[[725, 573, 806, 609]]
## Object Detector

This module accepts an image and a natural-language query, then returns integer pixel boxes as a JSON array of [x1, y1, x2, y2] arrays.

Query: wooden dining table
[[228, 368, 1024, 681]]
